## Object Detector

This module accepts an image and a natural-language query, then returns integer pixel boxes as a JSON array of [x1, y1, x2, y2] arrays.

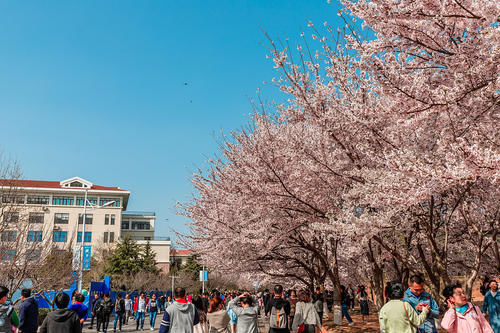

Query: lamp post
[[77, 190, 115, 292]]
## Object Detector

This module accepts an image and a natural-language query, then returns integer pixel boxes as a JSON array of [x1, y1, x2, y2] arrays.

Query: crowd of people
[[0, 275, 498, 333]]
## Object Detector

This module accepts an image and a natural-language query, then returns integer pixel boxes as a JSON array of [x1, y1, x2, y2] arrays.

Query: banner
[[83, 245, 91, 270], [199, 270, 208, 282], [72, 245, 81, 271]]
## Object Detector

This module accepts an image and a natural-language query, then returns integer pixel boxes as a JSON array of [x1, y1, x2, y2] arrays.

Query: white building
[[0, 177, 171, 272], [121, 211, 171, 273]]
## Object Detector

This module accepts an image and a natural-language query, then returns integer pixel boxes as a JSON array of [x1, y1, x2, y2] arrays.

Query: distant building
[[121, 211, 171, 273], [170, 249, 192, 268]]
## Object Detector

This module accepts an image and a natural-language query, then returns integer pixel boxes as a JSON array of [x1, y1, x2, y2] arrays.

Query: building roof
[[122, 211, 156, 216], [170, 249, 192, 256], [0, 179, 128, 192]]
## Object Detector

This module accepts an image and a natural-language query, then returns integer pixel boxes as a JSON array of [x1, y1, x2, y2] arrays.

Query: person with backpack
[[39, 292, 81, 333], [69, 293, 88, 328], [0, 286, 19, 333], [135, 292, 148, 331], [340, 285, 354, 326], [18, 288, 38, 333], [158, 287, 200, 333], [148, 294, 160, 331], [379, 281, 430, 333], [96, 293, 113, 333], [207, 296, 230, 333], [228, 292, 259, 333], [441, 282, 493, 333], [113, 294, 125, 332], [265, 285, 291, 333]]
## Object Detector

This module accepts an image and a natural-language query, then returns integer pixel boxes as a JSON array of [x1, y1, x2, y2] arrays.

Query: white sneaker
[[151, 328, 154, 331], [348, 322, 354, 326]]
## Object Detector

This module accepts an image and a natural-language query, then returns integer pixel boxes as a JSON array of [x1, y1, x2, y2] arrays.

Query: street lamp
[[77, 189, 115, 292]]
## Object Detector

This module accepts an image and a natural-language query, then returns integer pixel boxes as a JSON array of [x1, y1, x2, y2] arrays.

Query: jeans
[[124, 310, 131, 324], [114, 312, 124, 330], [317, 312, 323, 325], [150, 311, 158, 328], [341, 304, 353, 324], [136, 312, 145, 330], [98, 314, 110, 332]]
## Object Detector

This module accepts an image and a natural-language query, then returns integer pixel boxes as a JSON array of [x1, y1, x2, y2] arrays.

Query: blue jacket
[[402, 288, 439, 333], [482, 290, 500, 332], [18, 297, 39, 333], [69, 302, 88, 327]]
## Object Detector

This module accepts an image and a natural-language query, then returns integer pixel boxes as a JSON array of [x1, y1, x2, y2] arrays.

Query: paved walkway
[[82, 313, 270, 332]]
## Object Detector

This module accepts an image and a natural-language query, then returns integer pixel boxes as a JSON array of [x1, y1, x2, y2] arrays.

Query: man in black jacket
[[39, 293, 81, 333], [89, 294, 100, 329], [266, 285, 290, 333], [18, 289, 38, 333]]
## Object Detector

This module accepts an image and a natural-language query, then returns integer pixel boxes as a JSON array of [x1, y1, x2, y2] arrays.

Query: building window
[[103, 232, 108, 243], [3, 212, 19, 223], [121, 221, 129, 230], [54, 213, 69, 224], [76, 197, 98, 206], [15, 196, 25, 204], [27, 196, 49, 205], [26, 249, 41, 261], [110, 215, 115, 225], [105, 215, 109, 225], [29, 212, 44, 224], [144, 237, 151, 240], [131, 222, 151, 230], [78, 214, 93, 224], [52, 196, 74, 205], [99, 198, 120, 207], [27, 231, 42, 242], [109, 232, 114, 243], [53, 231, 68, 242], [77, 232, 92, 243], [1, 231, 17, 242], [1, 249, 15, 261]]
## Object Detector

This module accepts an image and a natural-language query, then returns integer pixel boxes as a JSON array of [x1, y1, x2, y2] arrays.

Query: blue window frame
[[77, 232, 92, 243], [53, 231, 68, 242], [1, 249, 15, 261], [27, 231, 42, 242], [52, 196, 74, 205], [76, 197, 97, 206], [1, 231, 17, 242], [99, 198, 120, 207]]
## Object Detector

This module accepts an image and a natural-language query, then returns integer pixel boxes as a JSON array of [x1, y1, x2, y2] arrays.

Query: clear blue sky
[[0, 0, 342, 244]]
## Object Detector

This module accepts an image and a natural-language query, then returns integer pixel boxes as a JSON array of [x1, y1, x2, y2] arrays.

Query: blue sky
[[0, 0, 342, 244]]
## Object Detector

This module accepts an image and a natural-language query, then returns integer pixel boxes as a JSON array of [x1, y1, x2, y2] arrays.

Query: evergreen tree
[[141, 241, 160, 273], [105, 236, 143, 276]]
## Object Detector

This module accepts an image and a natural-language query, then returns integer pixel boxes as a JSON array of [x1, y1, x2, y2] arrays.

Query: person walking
[[312, 288, 323, 326], [347, 285, 355, 310], [379, 281, 430, 333], [0, 286, 19, 333], [69, 293, 88, 328], [356, 285, 370, 323], [113, 294, 125, 332], [97, 293, 113, 333], [18, 288, 38, 333], [148, 294, 160, 331], [288, 290, 298, 331], [136, 292, 148, 331], [192, 296, 208, 333], [39, 292, 82, 333], [482, 280, 500, 333], [340, 286, 354, 326], [441, 282, 493, 333], [158, 287, 200, 333], [228, 292, 259, 333], [123, 294, 132, 325], [266, 285, 291, 333], [206, 296, 230, 333], [290, 291, 321, 333], [89, 294, 100, 330], [226, 295, 238, 333], [403, 275, 439, 333]]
